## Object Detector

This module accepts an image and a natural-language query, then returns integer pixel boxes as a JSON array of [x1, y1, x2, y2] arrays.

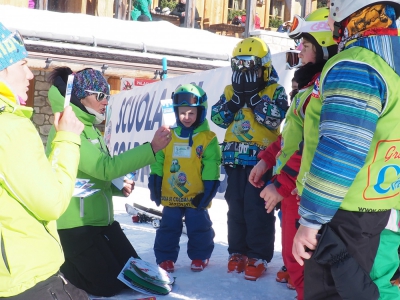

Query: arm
[[211, 85, 244, 129], [192, 135, 221, 209], [148, 149, 165, 206], [252, 85, 289, 130], [299, 62, 386, 229], [3, 122, 80, 221], [257, 135, 282, 169], [79, 137, 155, 181]]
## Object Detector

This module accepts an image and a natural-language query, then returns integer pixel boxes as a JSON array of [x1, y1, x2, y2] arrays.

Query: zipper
[[1, 233, 10, 273]]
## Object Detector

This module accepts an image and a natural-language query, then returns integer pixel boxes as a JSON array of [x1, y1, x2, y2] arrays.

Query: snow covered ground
[[93, 187, 297, 300]]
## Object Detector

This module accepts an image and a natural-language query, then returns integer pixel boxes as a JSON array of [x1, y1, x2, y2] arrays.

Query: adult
[[292, 1, 400, 299], [131, 0, 152, 21], [170, 0, 200, 28], [0, 23, 87, 299], [211, 37, 288, 281], [46, 67, 171, 297]]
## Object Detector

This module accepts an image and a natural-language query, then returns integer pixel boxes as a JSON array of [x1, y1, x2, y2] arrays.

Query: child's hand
[[249, 160, 268, 188], [260, 183, 283, 213]]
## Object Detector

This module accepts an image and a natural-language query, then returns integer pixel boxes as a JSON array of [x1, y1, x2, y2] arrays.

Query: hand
[[191, 180, 219, 210], [249, 160, 268, 188], [122, 178, 135, 197], [291, 188, 301, 205], [243, 70, 264, 107], [231, 71, 245, 106], [260, 184, 283, 213], [54, 106, 84, 135], [181, 11, 185, 17], [151, 125, 171, 153], [292, 225, 319, 266]]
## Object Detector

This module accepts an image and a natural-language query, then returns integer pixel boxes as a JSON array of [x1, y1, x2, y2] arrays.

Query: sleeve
[[257, 135, 282, 169], [150, 148, 165, 177], [170, 6, 181, 17], [210, 85, 238, 129], [3, 121, 81, 221], [252, 85, 288, 130], [274, 141, 303, 198], [201, 135, 222, 180], [299, 61, 386, 229], [78, 137, 156, 181]]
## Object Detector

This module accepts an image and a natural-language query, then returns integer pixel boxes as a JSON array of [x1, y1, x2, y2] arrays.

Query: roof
[[0, 5, 242, 76]]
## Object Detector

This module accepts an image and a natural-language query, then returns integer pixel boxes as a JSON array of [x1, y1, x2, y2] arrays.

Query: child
[[148, 84, 221, 273], [249, 8, 337, 299], [211, 37, 288, 281]]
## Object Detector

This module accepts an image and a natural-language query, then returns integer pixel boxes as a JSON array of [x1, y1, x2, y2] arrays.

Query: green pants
[[370, 229, 400, 300]]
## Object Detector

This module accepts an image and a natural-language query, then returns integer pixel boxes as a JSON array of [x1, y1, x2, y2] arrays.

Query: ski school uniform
[[258, 80, 315, 300], [298, 37, 400, 299], [149, 119, 221, 264]]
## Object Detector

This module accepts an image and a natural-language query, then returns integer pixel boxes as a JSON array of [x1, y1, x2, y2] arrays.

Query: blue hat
[[0, 23, 28, 71], [72, 68, 109, 100]]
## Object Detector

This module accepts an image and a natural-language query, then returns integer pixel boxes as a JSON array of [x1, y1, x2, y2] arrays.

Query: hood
[[48, 85, 95, 126], [0, 80, 33, 119]]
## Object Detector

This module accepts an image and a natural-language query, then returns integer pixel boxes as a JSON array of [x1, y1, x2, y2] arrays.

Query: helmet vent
[[249, 47, 252, 52]]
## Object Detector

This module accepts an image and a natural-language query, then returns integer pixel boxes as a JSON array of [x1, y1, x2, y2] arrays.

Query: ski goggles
[[85, 90, 111, 101], [289, 15, 331, 39], [286, 50, 302, 70], [231, 55, 263, 71], [4, 30, 25, 47], [172, 92, 205, 106]]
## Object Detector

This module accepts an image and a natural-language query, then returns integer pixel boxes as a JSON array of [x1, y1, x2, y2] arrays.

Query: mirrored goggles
[[4, 30, 25, 47], [286, 50, 302, 70], [85, 90, 111, 101], [289, 14, 331, 39], [172, 92, 203, 106], [231, 55, 262, 71]]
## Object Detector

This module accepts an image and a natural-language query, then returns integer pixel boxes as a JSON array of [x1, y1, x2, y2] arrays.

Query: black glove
[[191, 180, 220, 210], [243, 70, 265, 108], [228, 71, 246, 113], [312, 225, 379, 300], [148, 175, 162, 206]]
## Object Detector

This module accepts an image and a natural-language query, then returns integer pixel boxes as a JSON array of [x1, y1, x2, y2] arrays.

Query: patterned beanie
[[72, 68, 109, 100], [0, 22, 28, 71]]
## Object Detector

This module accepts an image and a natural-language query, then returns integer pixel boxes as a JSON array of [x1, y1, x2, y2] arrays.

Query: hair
[[47, 67, 73, 84], [137, 15, 151, 21]]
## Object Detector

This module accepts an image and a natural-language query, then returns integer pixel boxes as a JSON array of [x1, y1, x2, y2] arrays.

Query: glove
[[227, 71, 246, 113], [312, 225, 379, 300], [243, 70, 264, 107], [191, 180, 220, 210], [148, 175, 162, 206]]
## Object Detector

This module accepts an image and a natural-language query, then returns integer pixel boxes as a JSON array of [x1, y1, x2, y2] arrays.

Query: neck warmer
[[339, 4, 398, 51], [179, 123, 195, 147], [85, 106, 105, 124]]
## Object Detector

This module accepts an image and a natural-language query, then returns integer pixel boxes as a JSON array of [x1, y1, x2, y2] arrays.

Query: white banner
[[105, 52, 294, 199]]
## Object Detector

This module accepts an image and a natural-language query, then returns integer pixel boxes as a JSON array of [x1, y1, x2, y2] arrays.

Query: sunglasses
[[286, 50, 302, 70], [231, 55, 262, 71], [288, 15, 331, 39], [85, 90, 111, 101], [172, 92, 205, 106], [4, 30, 25, 47]]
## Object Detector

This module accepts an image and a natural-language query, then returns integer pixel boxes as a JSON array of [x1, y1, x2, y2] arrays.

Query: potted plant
[[268, 15, 283, 30], [228, 9, 245, 24]]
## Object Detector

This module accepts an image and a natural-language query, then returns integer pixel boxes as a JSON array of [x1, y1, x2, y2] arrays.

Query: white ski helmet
[[330, 0, 400, 22]]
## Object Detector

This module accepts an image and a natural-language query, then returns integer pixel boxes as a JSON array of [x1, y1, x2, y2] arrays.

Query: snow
[[94, 187, 296, 300]]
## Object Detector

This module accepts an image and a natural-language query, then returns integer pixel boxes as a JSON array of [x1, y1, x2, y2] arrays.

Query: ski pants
[[304, 210, 390, 300], [4, 272, 89, 300], [370, 229, 400, 300], [224, 166, 275, 262], [58, 221, 138, 297], [154, 206, 215, 264], [281, 194, 303, 300]]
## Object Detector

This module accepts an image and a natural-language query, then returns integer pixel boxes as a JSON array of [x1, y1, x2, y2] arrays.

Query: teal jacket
[[131, 0, 152, 20], [0, 82, 81, 297], [46, 86, 156, 229]]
